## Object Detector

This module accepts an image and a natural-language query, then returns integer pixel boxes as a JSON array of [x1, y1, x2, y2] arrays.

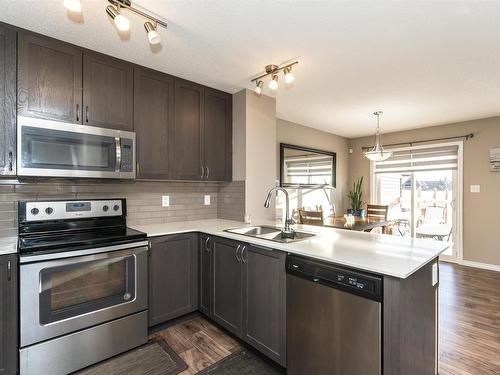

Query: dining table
[[324, 216, 392, 233]]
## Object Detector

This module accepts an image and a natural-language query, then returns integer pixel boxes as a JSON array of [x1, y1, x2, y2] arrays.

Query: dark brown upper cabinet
[[83, 51, 133, 131], [0, 25, 16, 176], [134, 67, 174, 179], [170, 79, 204, 180], [204, 88, 232, 181], [170, 80, 232, 181], [18, 31, 83, 124]]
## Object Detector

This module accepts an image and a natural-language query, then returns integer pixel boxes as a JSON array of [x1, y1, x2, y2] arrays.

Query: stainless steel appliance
[[286, 255, 382, 375], [18, 199, 148, 375], [17, 116, 136, 179]]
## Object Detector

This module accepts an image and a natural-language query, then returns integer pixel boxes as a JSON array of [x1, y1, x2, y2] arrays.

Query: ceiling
[[1, 1, 499, 138]]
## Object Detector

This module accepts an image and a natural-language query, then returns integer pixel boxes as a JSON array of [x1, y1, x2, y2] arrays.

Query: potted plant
[[348, 177, 365, 217]]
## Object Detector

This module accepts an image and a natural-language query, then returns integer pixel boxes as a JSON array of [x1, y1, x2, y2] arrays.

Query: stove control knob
[[113, 205, 120, 211], [30, 208, 39, 215], [102, 205, 109, 212], [45, 207, 53, 215]]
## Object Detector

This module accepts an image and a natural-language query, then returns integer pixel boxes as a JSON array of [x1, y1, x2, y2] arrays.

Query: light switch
[[162, 195, 170, 207], [470, 185, 480, 193], [204, 195, 211, 205], [432, 263, 439, 286]]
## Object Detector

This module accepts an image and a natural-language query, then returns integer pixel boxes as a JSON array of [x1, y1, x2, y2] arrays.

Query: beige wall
[[276, 119, 350, 219], [232, 89, 277, 222], [349, 116, 500, 266]]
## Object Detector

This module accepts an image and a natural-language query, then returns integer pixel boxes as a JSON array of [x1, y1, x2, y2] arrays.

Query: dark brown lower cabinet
[[148, 234, 198, 327], [243, 245, 286, 366], [198, 235, 212, 316], [209, 237, 287, 366], [0, 254, 18, 375], [211, 237, 243, 336]]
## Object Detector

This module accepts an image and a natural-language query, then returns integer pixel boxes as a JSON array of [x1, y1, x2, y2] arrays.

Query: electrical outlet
[[162, 195, 170, 207], [204, 195, 210, 205], [470, 185, 480, 193]]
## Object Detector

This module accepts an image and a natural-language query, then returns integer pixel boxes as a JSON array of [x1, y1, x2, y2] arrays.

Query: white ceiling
[[1, 1, 500, 138]]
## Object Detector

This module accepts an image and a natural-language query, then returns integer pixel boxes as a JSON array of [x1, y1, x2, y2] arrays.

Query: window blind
[[373, 145, 459, 174], [284, 154, 333, 184]]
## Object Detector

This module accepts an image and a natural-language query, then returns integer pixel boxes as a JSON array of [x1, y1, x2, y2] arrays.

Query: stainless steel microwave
[[17, 116, 136, 179]]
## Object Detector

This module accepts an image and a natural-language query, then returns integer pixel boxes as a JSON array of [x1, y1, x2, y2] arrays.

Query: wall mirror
[[280, 143, 336, 188]]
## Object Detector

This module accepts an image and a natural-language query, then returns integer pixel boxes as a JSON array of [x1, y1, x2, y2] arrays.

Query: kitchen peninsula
[[131, 219, 448, 374]]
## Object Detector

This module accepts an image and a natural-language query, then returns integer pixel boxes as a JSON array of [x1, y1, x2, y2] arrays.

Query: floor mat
[[76, 337, 188, 375]]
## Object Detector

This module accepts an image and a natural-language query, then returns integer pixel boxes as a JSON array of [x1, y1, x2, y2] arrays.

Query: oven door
[[20, 245, 148, 347], [17, 116, 136, 179]]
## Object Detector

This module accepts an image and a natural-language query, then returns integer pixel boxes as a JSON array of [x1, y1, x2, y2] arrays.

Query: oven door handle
[[19, 240, 150, 264], [115, 137, 122, 172]]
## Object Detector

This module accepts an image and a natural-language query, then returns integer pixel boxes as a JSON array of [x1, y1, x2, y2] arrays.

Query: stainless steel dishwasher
[[287, 254, 382, 375]]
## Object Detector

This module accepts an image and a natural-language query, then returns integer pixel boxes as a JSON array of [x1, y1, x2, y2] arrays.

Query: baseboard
[[460, 260, 500, 272]]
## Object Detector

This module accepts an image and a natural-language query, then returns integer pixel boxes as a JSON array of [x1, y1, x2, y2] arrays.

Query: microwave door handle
[[115, 137, 122, 172]]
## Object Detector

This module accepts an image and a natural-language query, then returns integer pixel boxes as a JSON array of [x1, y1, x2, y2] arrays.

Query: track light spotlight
[[268, 75, 279, 90], [144, 21, 161, 45], [106, 5, 130, 32], [284, 66, 295, 84], [254, 80, 264, 95], [64, 0, 82, 13]]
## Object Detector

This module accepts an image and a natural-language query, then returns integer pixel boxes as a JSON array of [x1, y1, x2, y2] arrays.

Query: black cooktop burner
[[18, 227, 147, 255]]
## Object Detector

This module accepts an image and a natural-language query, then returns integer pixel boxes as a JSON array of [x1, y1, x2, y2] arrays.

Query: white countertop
[[0, 236, 17, 256], [129, 219, 449, 279]]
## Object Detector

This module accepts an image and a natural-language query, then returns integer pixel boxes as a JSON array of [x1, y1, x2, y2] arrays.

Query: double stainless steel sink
[[224, 225, 316, 244]]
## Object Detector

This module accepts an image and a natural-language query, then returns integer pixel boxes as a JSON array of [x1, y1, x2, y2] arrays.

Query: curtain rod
[[361, 133, 474, 151]]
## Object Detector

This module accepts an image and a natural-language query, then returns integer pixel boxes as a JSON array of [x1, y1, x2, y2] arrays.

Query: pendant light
[[364, 111, 393, 162]]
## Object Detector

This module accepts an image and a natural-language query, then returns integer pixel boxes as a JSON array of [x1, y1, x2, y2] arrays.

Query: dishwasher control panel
[[287, 254, 383, 301]]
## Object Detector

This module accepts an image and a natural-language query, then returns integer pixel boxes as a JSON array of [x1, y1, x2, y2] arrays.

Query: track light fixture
[[65, 0, 168, 45], [254, 80, 264, 95], [251, 61, 298, 95], [105, 1, 167, 44]]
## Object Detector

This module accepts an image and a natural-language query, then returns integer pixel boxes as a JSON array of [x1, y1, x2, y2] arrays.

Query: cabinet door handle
[[206, 166, 210, 180], [76, 104, 80, 122], [8, 151, 13, 172], [7, 260, 12, 281], [235, 244, 242, 263], [205, 237, 210, 252], [241, 246, 247, 263], [201, 166, 204, 179], [85, 106, 89, 123]]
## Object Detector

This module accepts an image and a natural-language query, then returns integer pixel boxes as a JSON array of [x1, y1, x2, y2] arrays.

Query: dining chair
[[366, 204, 389, 234], [298, 206, 324, 226]]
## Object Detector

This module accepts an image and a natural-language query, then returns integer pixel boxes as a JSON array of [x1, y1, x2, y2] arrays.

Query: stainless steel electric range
[[18, 198, 149, 375]]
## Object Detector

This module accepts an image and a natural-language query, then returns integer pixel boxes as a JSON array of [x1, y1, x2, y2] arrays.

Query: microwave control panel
[[120, 138, 134, 172]]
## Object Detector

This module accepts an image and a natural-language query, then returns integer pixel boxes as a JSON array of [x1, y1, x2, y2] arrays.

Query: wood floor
[[150, 263, 500, 375], [149, 316, 241, 375], [439, 262, 500, 375]]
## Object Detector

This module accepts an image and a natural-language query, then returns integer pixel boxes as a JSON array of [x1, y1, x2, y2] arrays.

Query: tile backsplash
[[0, 179, 246, 238]]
